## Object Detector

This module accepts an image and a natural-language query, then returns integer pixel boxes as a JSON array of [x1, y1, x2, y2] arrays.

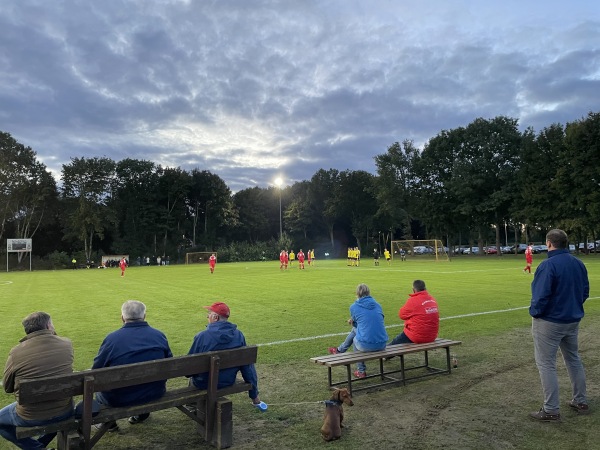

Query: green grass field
[[1, 255, 599, 449]]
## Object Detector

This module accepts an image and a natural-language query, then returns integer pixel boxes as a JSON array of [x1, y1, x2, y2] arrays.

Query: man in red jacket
[[389, 279, 439, 345]]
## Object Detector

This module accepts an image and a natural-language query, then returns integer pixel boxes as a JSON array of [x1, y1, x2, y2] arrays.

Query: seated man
[[328, 284, 388, 378], [0, 312, 74, 450], [390, 279, 439, 345], [188, 302, 264, 408], [92, 300, 172, 431]]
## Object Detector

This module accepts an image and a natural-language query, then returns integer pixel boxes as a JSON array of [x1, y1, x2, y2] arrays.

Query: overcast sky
[[2, 0, 599, 192]]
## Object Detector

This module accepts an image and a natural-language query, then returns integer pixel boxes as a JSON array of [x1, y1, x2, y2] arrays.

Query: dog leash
[[263, 401, 326, 406]]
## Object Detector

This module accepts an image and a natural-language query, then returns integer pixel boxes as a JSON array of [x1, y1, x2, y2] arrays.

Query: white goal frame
[[185, 252, 217, 264], [391, 240, 449, 262]]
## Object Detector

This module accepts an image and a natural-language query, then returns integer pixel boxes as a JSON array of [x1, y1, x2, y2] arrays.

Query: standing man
[[119, 257, 127, 277], [289, 250, 295, 267], [188, 302, 264, 409], [209, 253, 217, 274], [373, 248, 380, 266], [327, 284, 388, 378], [389, 280, 439, 345], [524, 242, 534, 273], [529, 229, 589, 421], [93, 300, 172, 431], [0, 312, 74, 449]]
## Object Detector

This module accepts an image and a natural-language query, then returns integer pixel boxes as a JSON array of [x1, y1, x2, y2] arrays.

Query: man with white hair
[[92, 300, 172, 431]]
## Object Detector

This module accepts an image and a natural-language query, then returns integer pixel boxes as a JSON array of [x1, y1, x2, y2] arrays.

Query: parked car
[[532, 244, 548, 253], [500, 246, 513, 254], [463, 247, 479, 255], [413, 246, 433, 255], [512, 244, 529, 254], [486, 246, 498, 254]]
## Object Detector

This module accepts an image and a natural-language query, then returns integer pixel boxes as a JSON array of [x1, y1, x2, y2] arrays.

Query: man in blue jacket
[[529, 229, 589, 421], [188, 302, 262, 407], [93, 300, 172, 431], [328, 283, 388, 378]]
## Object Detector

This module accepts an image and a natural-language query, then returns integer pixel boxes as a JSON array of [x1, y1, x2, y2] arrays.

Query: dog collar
[[324, 400, 342, 406]]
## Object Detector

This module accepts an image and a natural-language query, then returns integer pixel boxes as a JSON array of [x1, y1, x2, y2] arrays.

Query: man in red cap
[[187, 302, 262, 407]]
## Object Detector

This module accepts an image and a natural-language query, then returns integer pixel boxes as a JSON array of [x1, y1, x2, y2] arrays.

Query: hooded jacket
[[399, 290, 439, 343], [350, 295, 388, 351], [188, 320, 259, 400]]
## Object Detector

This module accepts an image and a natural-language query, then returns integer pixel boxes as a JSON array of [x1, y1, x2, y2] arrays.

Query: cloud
[[1, 0, 599, 192]]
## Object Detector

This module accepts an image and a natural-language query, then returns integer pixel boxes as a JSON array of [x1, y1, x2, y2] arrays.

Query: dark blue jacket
[[529, 249, 589, 323], [92, 321, 172, 406], [188, 321, 258, 400]]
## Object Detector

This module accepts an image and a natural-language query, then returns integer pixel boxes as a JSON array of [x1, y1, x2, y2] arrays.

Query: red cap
[[203, 302, 230, 318]]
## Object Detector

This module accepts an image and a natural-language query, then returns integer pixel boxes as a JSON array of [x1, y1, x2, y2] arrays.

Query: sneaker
[[328, 347, 339, 354], [353, 370, 366, 379], [128, 413, 150, 424], [568, 400, 590, 415], [94, 420, 119, 432], [529, 408, 560, 421]]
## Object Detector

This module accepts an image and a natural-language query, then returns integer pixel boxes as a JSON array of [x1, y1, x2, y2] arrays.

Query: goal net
[[391, 240, 449, 262], [185, 252, 216, 264]]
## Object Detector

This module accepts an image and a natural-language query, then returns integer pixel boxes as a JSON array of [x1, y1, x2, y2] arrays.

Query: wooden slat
[[18, 346, 258, 404], [310, 339, 461, 367]]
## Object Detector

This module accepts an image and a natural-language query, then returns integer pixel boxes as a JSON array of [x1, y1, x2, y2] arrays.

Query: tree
[[61, 157, 116, 260], [0, 132, 58, 260], [113, 158, 161, 256], [374, 141, 419, 238], [561, 112, 600, 241], [309, 169, 341, 250], [232, 187, 271, 242], [156, 167, 191, 257], [187, 169, 238, 247]]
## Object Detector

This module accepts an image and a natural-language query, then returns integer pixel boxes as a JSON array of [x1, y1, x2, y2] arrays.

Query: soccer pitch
[[2, 256, 598, 368]]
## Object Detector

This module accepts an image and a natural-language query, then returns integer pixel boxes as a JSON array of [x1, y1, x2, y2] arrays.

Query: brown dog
[[320, 388, 354, 441]]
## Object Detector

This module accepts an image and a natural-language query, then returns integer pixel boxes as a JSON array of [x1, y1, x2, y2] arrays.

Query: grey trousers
[[532, 318, 587, 413]]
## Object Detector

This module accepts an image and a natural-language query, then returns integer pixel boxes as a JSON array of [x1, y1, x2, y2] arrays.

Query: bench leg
[[210, 397, 233, 449]]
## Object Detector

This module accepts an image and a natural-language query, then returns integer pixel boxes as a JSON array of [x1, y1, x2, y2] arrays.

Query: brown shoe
[[568, 400, 590, 415], [529, 408, 560, 422]]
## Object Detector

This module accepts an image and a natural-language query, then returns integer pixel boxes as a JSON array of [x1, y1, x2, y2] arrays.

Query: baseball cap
[[203, 302, 230, 318]]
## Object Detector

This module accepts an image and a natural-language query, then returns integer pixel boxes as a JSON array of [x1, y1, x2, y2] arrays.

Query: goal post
[[391, 240, 449, 262], [185, 252, 217, 264]]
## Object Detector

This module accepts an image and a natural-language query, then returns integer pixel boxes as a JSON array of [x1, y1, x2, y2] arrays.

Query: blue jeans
[[532, 318, 587, 413], [337, 328, 357, 353], [0, 403, 73, 449], [337, 328, 385, 373], [390, 331, 413, 345]]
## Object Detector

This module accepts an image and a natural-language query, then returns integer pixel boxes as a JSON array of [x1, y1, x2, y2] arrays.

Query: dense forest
[[1, 112, 599, 268]]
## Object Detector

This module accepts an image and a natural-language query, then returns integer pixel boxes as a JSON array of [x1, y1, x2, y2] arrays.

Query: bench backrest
[[17, 345, 258, 405]]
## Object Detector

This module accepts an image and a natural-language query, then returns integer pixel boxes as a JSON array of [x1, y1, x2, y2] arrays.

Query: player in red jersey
[[209, 253, 217, 274], [119, 257, 127, 277], [297, 249, 305, 269], [524, 243, 533, 273]]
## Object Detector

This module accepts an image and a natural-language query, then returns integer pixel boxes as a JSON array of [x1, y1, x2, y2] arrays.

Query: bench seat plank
[[311, 339, 461, 395]]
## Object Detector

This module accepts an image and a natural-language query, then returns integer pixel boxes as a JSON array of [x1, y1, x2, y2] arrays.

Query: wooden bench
[[16, 345, 258, 450], [311, 338, 461, 396]]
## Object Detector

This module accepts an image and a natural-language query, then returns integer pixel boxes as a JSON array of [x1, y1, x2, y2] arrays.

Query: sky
[[2, 0, 599, 192]]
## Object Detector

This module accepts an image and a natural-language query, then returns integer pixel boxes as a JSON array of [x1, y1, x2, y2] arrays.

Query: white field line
[[256, 297, 600, 347]]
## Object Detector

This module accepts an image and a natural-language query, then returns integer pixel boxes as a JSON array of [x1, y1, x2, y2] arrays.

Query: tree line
[[1, 111, 599, 267]]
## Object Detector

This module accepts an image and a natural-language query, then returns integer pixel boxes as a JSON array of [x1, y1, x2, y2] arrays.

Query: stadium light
[[274, 177, 283, 239]]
